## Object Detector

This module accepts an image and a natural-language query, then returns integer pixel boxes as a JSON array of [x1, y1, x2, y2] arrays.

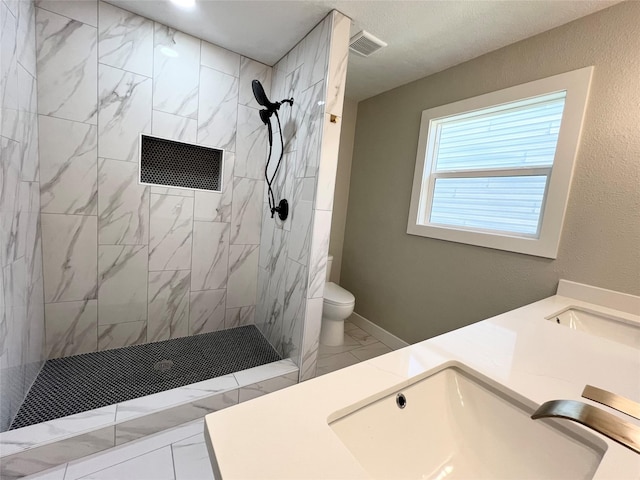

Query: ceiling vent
[[349, 30, 387, 57]]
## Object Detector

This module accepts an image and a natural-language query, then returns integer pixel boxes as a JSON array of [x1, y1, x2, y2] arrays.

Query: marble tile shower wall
[[255, 11, 350, 378], [34, 0, 273, 357], [0, 0, 46, 430]]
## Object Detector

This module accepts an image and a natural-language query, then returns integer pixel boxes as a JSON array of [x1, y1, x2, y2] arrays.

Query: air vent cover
[[349, 30, 387, 57], [140, 135, 223, 192]]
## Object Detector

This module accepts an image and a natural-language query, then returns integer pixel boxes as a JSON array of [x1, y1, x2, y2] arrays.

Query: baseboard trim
[[349, 312, 409, 350]]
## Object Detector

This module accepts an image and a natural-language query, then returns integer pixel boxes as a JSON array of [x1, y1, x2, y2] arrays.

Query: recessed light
[[170, 0, 195, 9]]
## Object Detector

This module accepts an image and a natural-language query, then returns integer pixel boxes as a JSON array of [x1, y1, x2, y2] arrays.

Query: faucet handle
[[532, 399, 640, 454], [582, 385, 640, 420]]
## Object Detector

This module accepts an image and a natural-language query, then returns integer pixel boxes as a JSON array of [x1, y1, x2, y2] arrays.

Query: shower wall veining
[[256, 11, 350, 379], [0, 0, 46, 431], [33, 0, 274, 357]]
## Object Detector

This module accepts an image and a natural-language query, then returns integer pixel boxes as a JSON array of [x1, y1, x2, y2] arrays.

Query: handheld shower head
[[252, 80, 276, 109]]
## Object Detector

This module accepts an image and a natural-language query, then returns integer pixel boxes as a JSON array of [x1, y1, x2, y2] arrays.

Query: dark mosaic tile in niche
[[9, 326, 281, 430], [140, 134, 223, 191]]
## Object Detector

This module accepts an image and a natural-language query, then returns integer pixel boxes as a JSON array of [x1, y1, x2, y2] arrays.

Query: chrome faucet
[[531, 385, 640, 454]]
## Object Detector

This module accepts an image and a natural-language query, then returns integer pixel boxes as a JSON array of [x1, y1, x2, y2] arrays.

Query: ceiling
[[109, 0, 620, 101]]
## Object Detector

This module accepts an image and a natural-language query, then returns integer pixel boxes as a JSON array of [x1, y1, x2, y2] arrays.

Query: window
[[407, 67, 593, 258]]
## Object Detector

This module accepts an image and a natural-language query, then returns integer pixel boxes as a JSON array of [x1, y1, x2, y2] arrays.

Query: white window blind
[[407, 66, 593, 258], [424, 92, 566, 237]]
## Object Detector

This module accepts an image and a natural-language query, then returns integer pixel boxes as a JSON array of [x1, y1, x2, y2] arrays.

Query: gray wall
[[341, 1, 640, 344], [329, 97, 358, 284]]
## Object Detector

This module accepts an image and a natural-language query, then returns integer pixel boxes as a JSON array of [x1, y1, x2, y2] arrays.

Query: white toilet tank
[[326, 255, 333, 282]]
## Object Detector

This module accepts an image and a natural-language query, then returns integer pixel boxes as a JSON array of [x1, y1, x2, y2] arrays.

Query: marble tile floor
[[315, 317, 394, 377], [24, 419, 214, 480]]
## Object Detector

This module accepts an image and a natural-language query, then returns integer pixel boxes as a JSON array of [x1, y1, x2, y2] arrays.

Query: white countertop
[[205, 286, 640, 479]]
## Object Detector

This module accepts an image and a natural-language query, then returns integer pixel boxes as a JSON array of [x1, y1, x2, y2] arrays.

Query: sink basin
[[329, 364, 606, 479], [547, 307, 640, 348]]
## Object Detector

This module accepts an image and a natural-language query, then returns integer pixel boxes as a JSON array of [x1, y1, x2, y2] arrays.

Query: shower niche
[[139, 134, 224, 191]]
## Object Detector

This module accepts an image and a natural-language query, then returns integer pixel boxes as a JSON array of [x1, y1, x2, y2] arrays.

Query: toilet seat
[[324, 282, 355, 306]]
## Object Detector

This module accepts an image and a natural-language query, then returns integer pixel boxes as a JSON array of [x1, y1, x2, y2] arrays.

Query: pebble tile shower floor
[[9, 326, 281, 430]]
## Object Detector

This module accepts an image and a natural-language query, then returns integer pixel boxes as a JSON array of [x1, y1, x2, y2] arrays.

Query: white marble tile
[[347, 325, 379, 346], [98, 1, 153, 76], [17, 111, 39, 183], [325, 12, 350, 117], [79, 445, 174, 480], [171, 433, 214, 480], [2, 2, 19, 113], [0, 426, 114, 479], [97, 158, 149, 245], [315, 351, 359, 377], [45, 300, 97, 358], [17, 65, 37, 114], [153, 24, 199, 119], [98, 64, 151, 162], [317, 333, 361, 359], [35, 0, 97, 26], [307, 210, 331, 299], [200, 41, 239, 77], [147, 270, 190, 342], [0, 406, 116, 456], [115, 390, 237, 445], [148, 194, 193, 271], [193, 152, 233, 223], [151, 110, 196, 143], [233, 358, 298, 387], [226, 244, 258, 308], [281, 258, 306, 358], [301, 16, 330, 90], [230, 177, 262, 245], [149, 186, 193, 197], [188, 289, 225, 335], [41, 214, 97, 302], [297, 80, 325, 178], [285, 42, 303, 76], [191, 221, 229, 291], [0, 138, 21, 267], [197, 66, 237, 152], [299, 297, 323, 381], [63, 420, 204, 480], [315, 113, 341, 211], [235, 105, 267, 179], [114, 376, 237, 423], [16, 0, 36, 76], [36, 7, 97, 124], [287, 196, 313, 264], [238, 371, 298, 402], [350, 342, 393, 362], [281, 67, 303, 155], [38, 115, 97, 215], [16, 0, 37, 77], [238, 56, 271, 109], [97, 320, 146, 350], [97, 245, 147, 325], [224, 305, 255, 329]]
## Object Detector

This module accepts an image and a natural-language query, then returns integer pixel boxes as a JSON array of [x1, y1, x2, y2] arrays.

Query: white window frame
[[407, 67, 593, 258]]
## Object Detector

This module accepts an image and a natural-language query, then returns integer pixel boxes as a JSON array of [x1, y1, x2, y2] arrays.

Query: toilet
[[319, 255, 355, 346]]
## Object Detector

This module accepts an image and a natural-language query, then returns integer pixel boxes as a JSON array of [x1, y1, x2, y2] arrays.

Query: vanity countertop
[[204, 285, 640, 479]]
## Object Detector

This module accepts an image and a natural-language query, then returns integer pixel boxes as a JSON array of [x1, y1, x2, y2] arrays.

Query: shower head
[[252, 80, 268, 107]]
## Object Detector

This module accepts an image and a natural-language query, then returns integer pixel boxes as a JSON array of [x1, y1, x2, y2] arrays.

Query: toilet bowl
[[320, 256, 355, 346]]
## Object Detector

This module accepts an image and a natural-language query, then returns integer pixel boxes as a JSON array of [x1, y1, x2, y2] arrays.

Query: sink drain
[[396, 393, 407, 409]]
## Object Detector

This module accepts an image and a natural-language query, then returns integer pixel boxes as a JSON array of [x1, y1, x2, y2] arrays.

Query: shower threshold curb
[[0, 359, 299, 479]]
